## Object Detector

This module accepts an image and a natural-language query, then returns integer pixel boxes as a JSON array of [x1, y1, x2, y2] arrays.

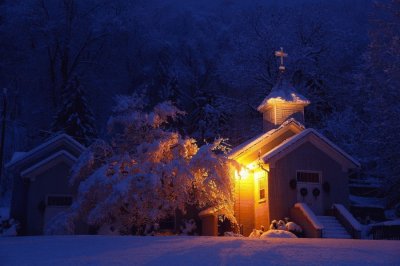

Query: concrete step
[[321, 224, 343, 228], [320, 222, 342, 226], [317, 215, 352, 239]]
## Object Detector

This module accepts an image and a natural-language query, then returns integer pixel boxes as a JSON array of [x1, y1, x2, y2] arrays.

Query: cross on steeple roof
[[275, 47, 288, 72]]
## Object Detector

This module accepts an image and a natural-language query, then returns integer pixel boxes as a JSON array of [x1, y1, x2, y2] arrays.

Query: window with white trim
[[258, 176, 266, 201], [296, 171, 320, 183], [46, 195, 73, 207]]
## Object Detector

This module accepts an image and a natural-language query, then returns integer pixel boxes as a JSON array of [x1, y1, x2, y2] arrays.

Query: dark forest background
[[0, 0, 399, 209]]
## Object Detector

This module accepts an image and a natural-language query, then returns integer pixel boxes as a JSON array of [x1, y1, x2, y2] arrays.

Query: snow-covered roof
[[6, 134, 85, 169], [198, 206, 224, 217], [228, 118, 305, 159], [20, 150, 78, 179], [257, 78, 310, 112], [262, 128, 360, 167], [10, 152, 27, 163]]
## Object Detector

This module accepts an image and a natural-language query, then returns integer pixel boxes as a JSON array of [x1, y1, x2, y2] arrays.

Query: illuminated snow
[[257, 78, 310, 111], [1, 236, 399, 265]]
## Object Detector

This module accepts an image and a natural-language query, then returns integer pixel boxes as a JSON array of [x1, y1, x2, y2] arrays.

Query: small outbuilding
[[6, 134, 85, 235]]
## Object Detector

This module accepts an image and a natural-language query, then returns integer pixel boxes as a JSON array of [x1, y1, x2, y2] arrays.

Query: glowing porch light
[[235, 167, 250, 180], [254, 170, 264, 180], [239, 168, 249, 179]]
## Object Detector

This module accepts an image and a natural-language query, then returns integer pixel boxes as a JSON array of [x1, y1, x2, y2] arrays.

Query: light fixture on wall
[[239, 168, 249, 179]]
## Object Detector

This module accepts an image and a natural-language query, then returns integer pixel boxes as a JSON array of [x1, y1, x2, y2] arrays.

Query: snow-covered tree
[[52, 76, 97, 145], [47, 93, 237, 235]]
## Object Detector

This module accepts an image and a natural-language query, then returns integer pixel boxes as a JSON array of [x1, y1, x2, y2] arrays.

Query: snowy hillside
[[0, 236, 399, 265]]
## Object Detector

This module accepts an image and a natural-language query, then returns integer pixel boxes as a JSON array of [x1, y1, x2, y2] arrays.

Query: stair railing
[[332, 204, 362, 239], [291, 203, 324, 238]]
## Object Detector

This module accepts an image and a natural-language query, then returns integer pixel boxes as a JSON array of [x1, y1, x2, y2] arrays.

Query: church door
[[296, 171, 323, 215]]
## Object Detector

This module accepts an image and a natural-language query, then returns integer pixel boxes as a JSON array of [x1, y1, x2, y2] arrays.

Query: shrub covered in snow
[[224, 231, 244, 237], [260, 230, 297, 239], [248, 229, 263, 238], [286, 222, 300, 232], [0, 218, 19, 237], [47, 93, 238, 235], [262, 219, 303, 238], [180, 219, 197, 235], [0, 209, 19, 237]]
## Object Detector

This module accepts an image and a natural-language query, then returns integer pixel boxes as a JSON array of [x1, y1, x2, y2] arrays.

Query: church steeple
[[257, 48, 310, 132]]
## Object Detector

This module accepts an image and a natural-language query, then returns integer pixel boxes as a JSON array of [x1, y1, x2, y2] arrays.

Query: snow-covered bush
[[224, 231, 244, 237], [48, 93, 238, 235], [180, 219, 197, 235], [277, 220, 286, 230], [248, 229, 263, 238], [0, 206, 19, 236], [44, 211, 75, 235], [0, 209, 19, 237], [269, 220, 278, 230], [260, 230, 297, 239], [286, 222, 302, 233], [0, 218, 19, 237], [264, 219, 303, 238]]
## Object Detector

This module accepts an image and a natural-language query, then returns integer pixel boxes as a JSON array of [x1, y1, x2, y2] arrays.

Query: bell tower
[[257, 48, 310, 132]]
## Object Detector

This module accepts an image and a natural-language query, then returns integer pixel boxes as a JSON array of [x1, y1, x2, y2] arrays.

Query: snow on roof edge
[[198, 206, 224, 217], [5, 133, 85, 169], [257, 95, 310, 111], [20, 150, 78, 178], [228, 118, 305, 159], [257, 79, 310, 111], [10, 152, 27, 163], [262, 128, 360, 167]]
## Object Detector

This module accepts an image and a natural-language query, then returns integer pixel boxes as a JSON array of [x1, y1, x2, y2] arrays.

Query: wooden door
[[296, 171, 323, 215]]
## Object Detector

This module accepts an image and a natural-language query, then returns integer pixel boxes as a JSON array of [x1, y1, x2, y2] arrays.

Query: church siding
[[263, 103, 306, 132], [234, 173, 255, 237], [268, 142, 350, 223], [254, 170, 269, 230]]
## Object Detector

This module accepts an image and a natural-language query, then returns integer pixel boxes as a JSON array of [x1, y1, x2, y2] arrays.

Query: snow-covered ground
[[1, 236, 399, 265]]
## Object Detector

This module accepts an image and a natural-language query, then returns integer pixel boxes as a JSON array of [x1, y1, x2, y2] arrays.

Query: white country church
[[200, 48, 362, 238]]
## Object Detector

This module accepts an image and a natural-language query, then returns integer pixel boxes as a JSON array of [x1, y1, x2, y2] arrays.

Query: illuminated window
[[297, 171, 320, 183], [258, 176, 266, 200]]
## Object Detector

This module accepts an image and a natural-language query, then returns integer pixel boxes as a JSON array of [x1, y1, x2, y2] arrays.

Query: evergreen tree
[[52, 77, 97, 145], [303, 77, 334, 129], [186, 89, 228, 145]]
